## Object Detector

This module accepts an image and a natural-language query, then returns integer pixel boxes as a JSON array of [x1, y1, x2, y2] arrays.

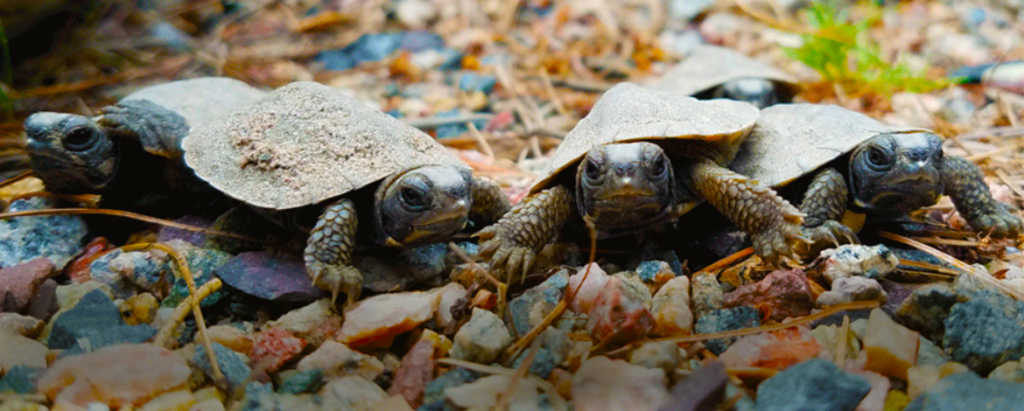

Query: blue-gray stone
[[0, 197, 87, 269], [755, 359, 871, 411], [89, 249, 171, 300], [435, 109, 487, 139], [161, 245, 231, 308], [150, 21, 193, 51], [422, 368, 480, 405], [61, 324, 157, 357], [943, 290, 1024, 374], [277, 368, 324, 394], [507, 270, 569, 336], [49, 289, 124, 349], [238, 382, 277, 411], [895, 283, 957, 341], [315, 32, 444, 72], [0, 365, 43, 394], [694, 307, 760, 355], [510, 348, 558, 379], [356, 243, 450, 293], [195, 342, 252, 390], [636, 260, 676, 283], [457, 73, 497, 93], [905, 372, 1024, 411]]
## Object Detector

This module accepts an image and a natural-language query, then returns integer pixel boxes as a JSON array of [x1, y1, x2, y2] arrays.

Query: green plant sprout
[[783, 0, 951, 97]]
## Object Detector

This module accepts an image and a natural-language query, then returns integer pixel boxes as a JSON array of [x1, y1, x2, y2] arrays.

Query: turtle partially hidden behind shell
[[184, 81, 511, 306], [24, 77, 267, 213], [477, 82, 807, 280], [647, 45, 800, 108], [729, 103, 1022, 254]]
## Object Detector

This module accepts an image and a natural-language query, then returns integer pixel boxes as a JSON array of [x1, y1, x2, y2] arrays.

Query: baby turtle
[[730, 103, 1022, 249], [647, 45, 799, 108], [24, 77, 266, 209], [478, 82, 805, 278], [183, 81, 511, 305]]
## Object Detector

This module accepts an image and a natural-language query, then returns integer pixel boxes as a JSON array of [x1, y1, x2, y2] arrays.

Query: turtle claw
[[477, 226, 538, 283], [307, 261, 363, 308], [969, 205, 1023, 240], [801, 221, 860, 249]]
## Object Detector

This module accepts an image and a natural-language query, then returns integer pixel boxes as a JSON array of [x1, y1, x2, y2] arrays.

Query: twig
[[879, 231, 1024, 301], [465, 121, 495, 160], [0, 208, 259, 242], [403, 113, 494, 129], [0, 170, 33, 188]]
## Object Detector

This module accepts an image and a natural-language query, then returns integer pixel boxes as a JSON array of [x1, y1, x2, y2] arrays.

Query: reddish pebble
[[722, 269, 815, 322], [64, 237, 113, 283], [718, 326, 823, 370], [471, 289, 496, 310], [250, 327, 307, 373], [387, 339, 436, 408], [0, 258, 56, 313], [586, 276, 654, 344]]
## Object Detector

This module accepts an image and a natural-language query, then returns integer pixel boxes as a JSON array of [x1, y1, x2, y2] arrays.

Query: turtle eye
[[62, 127, 98, 152], [649, 154, 668, 179], [400, 187, 429, 211], [584, 159, 602, 181], [866, 147, 891, 169]]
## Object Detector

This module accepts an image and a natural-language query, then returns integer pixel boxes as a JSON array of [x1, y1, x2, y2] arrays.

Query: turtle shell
[[122, 77, 267, 138], [730, 103, 932, 189], [533, 82, 760, 193], [646, 45, 799, 98], [183, 81, 467, 210]]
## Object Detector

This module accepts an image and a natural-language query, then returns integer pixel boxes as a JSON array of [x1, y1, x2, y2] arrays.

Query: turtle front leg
[[476, 185, 574, 281], [799, 168, 859, 248], [304, 198, 363, 306], [688, 159, 806, 266], [469, 176, 513, 227], [98, 99, 189, 159], [941, 155, 1022, 239]]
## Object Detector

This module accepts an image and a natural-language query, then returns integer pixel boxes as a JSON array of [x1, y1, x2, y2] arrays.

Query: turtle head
[[376, 165, 473, 246], [712, 78, 779, 109], [849, 132, 944, 215], [24, 112, 118, 194], [575, 142, 677, 232]]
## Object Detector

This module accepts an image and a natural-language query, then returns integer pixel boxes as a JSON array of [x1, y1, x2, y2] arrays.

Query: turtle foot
[[308, 261, 363, 307], [968, 204, 1023, 240], [477, 225, 537, 283]]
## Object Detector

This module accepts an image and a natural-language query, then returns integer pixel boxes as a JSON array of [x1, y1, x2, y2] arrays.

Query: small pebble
[[694, 306, 761, 355], [205, 325, 253, 355], [651, 275, 693, 336], [0, 365, 44, 394], [723, 269, 815, 322], [249, 327, 306, 373], [629, 341, 681, 375], [691, 273, 724, 317], [816, 276, 887, 307], [755, 358, 871, 411], [718, 326, 823, 370], [943, 290, 1024, 374], [387, 338, 435, 408], [450, 308, 512, 364], [214, 252, 326, 303], [507, 269, 568, 336], [904, 372, 1024, 411], [38, 344, 190, 408], [0, 258, 56, 313], [266, 299, 341, 348], [864, 308, 919, 380], [572, 356, 669, 411], [0, 312, 44, 337], [320, 375, 388, 410], [193, 343, 251, 390], [815, 245, 899, 284], [276, 369, 324, 395], [337, 288, 444, 349], [895, 283, 957, 342], [445, 374, 546, 410], [586, 275, 654, 344], [296, 340, 384, 381], [0, 332, 48, 374], [0, 197, 87, 270], [567, 263, 610, 313]]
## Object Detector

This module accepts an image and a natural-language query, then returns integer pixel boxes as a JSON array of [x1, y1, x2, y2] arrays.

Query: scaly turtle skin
[[730, 103, 1022, 251], [184, 81, 510, 306], [24, 77, 267, 210], [646, 45, 800, 109], [478, 83, 805, 279]]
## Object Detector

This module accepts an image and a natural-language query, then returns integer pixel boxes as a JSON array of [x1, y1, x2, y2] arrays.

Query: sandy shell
[[183, 81, 466, 210], [123, 77, 268, 138], [533, 82, 760, 193], [731, 103, 932, 188], [646, 45, 799, 97]]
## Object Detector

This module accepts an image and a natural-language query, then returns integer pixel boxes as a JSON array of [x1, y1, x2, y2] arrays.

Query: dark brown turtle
[[730, 103, 1022, 251], [24, 77, 266, 211]]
